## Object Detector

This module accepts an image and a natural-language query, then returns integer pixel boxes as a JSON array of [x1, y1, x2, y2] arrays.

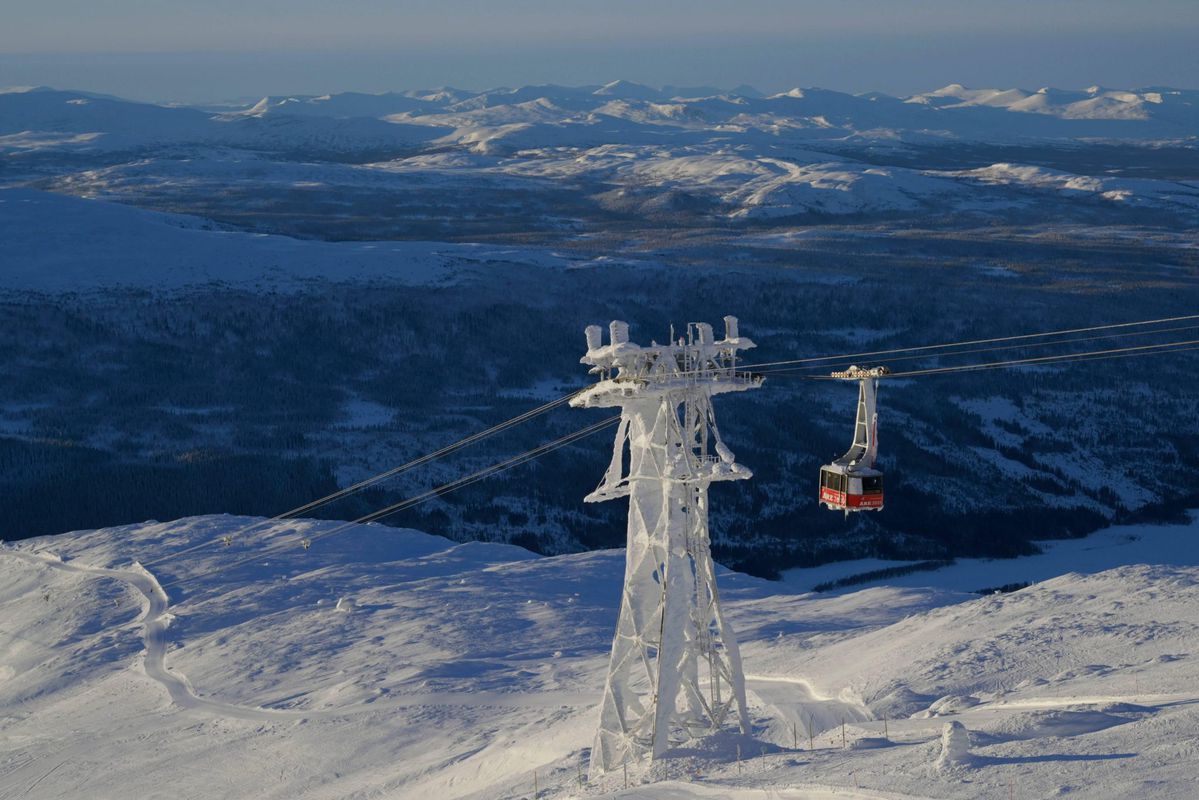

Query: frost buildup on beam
[[571, 316, 763, 776]]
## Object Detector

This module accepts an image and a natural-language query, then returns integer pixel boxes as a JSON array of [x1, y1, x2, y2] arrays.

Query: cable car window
[[862, 476, 883, 492]]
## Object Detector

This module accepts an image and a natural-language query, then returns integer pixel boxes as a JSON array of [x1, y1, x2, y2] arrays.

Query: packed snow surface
[[4, 512, 1199, 798]]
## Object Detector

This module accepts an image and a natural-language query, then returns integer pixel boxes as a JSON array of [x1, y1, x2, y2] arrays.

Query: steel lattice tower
[[571, 316, 762, 776]]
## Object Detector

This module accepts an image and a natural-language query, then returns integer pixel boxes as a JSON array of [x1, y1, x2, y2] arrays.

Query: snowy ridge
[[5, 82, 1196, 151], [908, 84, 1199, 124], [3, 513, 1199, 798]]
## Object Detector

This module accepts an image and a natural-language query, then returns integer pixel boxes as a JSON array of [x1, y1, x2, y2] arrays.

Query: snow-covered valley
[[3, 512, 1199, 798]]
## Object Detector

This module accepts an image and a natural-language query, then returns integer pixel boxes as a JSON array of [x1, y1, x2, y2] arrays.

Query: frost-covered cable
[[846, 338, 1199, 379], [884, 339, 1199, 378], [299, 415, 620, 546], [156, 415, 619, 590], [754, 323, 1199, 377], [740, 313, 1199, 372], [142, 389, 584, 567]]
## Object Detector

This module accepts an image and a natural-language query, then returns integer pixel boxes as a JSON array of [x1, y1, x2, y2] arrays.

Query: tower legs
[[589, 397, 748, 777]]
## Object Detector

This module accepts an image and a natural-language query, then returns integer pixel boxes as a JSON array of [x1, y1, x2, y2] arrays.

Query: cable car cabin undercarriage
[[820, 365, 889, 514]]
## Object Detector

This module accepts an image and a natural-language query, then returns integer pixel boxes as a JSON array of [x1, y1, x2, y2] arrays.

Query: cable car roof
[[820, 463, 883, 477]]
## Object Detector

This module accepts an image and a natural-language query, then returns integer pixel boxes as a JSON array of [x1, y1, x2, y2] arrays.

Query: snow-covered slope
[[4, 512, 1199, 798], [0, 188, 576, 290]]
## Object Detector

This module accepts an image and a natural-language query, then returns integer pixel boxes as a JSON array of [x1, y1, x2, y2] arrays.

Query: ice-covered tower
[[571, 316, 762, 776]]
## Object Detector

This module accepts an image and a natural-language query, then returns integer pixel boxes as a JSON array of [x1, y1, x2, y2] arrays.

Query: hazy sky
[[3, 0, 1198, 102]]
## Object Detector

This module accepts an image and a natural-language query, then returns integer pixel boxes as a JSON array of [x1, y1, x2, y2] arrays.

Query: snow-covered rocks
[[915, 694, 983, 718]]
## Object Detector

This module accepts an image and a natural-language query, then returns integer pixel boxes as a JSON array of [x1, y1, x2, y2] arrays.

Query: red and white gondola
[[819, 365, 889, 514]]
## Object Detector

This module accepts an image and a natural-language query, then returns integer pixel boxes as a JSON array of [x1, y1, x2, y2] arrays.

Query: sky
[[2, 0, 1198, 103]]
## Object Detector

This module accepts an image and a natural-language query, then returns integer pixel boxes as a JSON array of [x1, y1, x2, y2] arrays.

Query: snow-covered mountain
[[5, 82, 1196, 229], [908, 83, 1199, 125], [3, 78, 1198, 798], [3, 511, 1199, 798], [5, 81, 1197, 149], [0, 86, 450, 152]]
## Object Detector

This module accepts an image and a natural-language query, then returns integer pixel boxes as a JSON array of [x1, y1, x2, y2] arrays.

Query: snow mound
[[850, 736, 894, 750], [988, 709, 1132, 741], [933, 721, 974, 773], [914, 694, 982, 718]]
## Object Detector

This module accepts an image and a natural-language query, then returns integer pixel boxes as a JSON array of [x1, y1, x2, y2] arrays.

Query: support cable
[[156, 416, 619, 591], [757, 338, 1199, 380], [750, 323, 1199, 377], [880, 338, 1199, 379], [147, 312, 1199, 573], [143, 389, 583, 567], [740, 313, 1199, 372]]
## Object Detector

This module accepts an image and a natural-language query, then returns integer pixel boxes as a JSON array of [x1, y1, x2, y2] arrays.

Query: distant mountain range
[[3, 82, 1198, 231], [3, 81, 1198, 154]]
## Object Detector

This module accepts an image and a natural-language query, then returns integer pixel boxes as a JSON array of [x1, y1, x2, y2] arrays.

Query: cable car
[[820, 365, 889, 513]]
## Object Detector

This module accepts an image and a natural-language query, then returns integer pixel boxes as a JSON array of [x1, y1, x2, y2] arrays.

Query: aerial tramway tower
[[571, 316, 762, 776]]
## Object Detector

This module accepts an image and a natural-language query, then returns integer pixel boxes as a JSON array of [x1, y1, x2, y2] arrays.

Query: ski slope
[[3, 513, 1199, 798]]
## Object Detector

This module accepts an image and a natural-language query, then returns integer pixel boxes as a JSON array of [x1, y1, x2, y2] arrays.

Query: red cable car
[[819, 366, 889, 514]]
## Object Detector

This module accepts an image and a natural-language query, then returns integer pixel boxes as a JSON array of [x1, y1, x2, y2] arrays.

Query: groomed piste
[[4, 511, 1199, 799]]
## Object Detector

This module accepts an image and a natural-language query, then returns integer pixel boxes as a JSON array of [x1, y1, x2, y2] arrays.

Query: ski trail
[[2, 548, 293, 721], [596, 780, 936, 799], [977, 693, 1195, 711], [1, 549, 600, 722]]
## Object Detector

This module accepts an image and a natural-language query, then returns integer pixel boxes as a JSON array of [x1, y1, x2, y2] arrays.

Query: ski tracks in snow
[[1, 548, 293, 721]]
